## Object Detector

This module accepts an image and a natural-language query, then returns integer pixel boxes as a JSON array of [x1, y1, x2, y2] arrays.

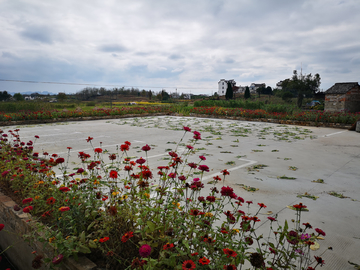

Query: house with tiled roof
[[324, 82, 360, 112]]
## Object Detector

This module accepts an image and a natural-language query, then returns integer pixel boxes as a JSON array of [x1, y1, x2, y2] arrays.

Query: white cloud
[[0, 0, 359, 94]]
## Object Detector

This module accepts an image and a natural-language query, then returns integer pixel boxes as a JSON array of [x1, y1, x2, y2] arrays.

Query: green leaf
[[88, 240, 97, 249], [147, 221, 156, 232], [182, 239, 190, 250], [78, 244, 91, 254], [80, 231, 86, 243]]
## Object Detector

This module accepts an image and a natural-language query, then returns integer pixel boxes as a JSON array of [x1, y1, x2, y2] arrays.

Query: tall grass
[[0, 101, 78, 113], [193, 99, 297, 113]]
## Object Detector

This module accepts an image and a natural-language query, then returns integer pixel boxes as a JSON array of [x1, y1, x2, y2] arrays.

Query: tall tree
[[225, 82, 233, 100], [244, 86, 250, 99], [0, 91, 11, 101]]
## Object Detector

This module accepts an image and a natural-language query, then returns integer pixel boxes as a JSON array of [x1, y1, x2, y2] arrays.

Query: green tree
[[161, 90, 170, 101], [57, 92, 67, 102], [13, 93, 24, 101], [282, 70, 321, 107], [0, 91, 11, 101], [244, 86, 251, 99], [225, 82, 233, 100]]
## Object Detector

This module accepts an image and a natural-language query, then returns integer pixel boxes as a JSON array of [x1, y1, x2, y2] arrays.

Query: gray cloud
[[0, 0, 359, 94]]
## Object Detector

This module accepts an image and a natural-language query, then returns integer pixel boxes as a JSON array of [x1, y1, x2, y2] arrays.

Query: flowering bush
[[0, 127, 331, 269]]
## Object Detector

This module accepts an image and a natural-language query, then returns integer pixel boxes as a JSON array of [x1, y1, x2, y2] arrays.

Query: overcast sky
[[1, 0, 359, 95]]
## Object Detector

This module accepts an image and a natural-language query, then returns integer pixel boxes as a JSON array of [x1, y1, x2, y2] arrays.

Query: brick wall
[[325, 86, 360, 112]]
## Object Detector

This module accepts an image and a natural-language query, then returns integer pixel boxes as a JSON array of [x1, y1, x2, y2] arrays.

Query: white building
[[218, 79, 236, 96], [249, 83, 266, 93]]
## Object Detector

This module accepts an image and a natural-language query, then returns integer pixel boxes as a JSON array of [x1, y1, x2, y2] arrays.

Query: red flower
[[268, 217, 276, 222], [293, 203, 307, 209], [190, 209, 202, 216], [55, 157, 65, 164], [206, 196, 216, 202], [182, 260, 196, 270], [23, 206, 33, 213], [315, 228, 326, 236], [121, 231, 134, 243], [314, 256, 325, 266], [220, 186, 234, 197], [0, 224, 4, 231], [46, 197, 56, 205], [136, 157, 146, 164], [22, 197, 33, 205], [223, 248, 237, 258], [199, 257, 210, 265], [142, 144, 151, 151], [221, 169, 230, 175], [120, 144, 129, 151], [94, 148, 102, 153], [99, 237, 110, 243], [198, 165, 209, 172], [258, 203, 267, 208], [59, 207, 70, 212], [199, 155, 206, 160], [86, 136, 93, 142], [191, 252, 198, 256], [303, 222, 312, 229], [183, 126, 191, 132], [109, 170, 118, 179], [59, 187, 70, 192], [213, 175, 222, 181], [124, 141, 131, 146], [163, 243, 174, 250]]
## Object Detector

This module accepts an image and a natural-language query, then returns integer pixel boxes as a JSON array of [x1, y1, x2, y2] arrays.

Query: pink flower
[[139, 244, 151, 257]]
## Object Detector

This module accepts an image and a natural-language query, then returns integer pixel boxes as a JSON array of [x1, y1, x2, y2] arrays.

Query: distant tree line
[[75, 87, 153, 101]]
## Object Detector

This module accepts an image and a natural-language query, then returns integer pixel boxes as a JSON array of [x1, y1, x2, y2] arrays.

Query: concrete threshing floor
[[3, 116, 360, 269]]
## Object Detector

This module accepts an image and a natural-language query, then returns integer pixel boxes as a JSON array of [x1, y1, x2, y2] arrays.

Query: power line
[[0, 78, 215, 90]]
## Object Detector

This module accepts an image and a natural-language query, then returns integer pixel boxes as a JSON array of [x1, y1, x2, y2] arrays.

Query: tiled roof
[[325, 82, 359, 94]]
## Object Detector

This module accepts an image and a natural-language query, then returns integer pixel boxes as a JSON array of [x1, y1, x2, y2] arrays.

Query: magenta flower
[[136, 157, 146, 165], [142, 144, 151, 152], [220, 186, 234, 197], [199, 155, 206, 160], [52, 254, 64, 265], [315, 228, 326, 236], [198, 165, 209, 172], [183, 126, 191, 132], [139, 244, 151, 257]]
